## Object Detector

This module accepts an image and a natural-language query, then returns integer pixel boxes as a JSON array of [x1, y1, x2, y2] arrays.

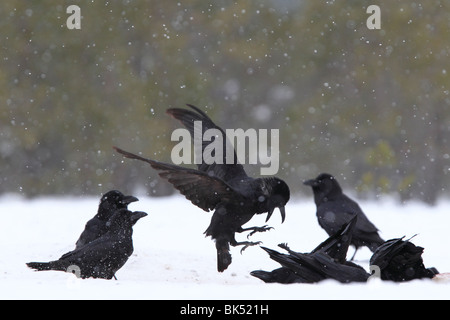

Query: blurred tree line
[[1, 0, 449, 204]]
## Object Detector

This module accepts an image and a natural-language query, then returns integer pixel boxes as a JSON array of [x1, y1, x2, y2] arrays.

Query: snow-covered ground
[[1, 193, 449, 300]]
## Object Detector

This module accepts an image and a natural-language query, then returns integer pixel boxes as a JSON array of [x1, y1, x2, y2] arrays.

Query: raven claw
[[247, 225, 274, 239], [240, 241, 262, 254]]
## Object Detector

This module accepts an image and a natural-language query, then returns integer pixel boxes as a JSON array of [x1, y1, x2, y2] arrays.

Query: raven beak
[[279, 206, 286, 223], [303, 179, 316, 187], [265, 206, 286, 223], [130, 211, 148, 223], [265, 208, 275, 223], [122, 195, 139, 205]]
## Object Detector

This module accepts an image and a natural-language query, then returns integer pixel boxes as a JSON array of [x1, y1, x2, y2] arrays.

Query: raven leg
[[349, 247, 359, 261], [230, 238, 262, 254], [237, 225, 274, 239]]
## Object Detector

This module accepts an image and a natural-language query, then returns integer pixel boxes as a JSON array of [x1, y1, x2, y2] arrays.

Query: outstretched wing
[[114, 147, 242, 212], [260, 246, 324, 283], [166, 104, 248, 182], [311, 215, 357, 263]]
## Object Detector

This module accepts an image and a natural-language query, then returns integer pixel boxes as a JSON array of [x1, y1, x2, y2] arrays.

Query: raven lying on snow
[[370, 236, 439, 282], [251, 216, 371, 284]]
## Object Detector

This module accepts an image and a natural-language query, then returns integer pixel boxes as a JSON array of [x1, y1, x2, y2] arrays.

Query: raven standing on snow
[[114, 104, 290, 272], [27, 209, 147, 279], [75, 190, 139, 249], [304, 173, 384, 260]]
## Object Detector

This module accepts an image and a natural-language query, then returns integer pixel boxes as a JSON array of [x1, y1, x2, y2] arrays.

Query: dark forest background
[[1, 1, 450, 205]]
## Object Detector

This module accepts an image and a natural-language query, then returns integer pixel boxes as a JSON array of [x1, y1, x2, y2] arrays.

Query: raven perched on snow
[[370, 236, 439, 282], [114, 104, 290, 272], [304, 173, 384, 259], [251, 217, 370, 283], [75, 190, 139, 249], [27, 209, 147, 279]]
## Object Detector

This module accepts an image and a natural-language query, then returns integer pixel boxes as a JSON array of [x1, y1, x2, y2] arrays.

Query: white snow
[[1, 194, 449, 300]]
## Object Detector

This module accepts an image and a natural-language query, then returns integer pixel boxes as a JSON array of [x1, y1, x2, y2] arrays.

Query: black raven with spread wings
[[114, 104, 290, 272]]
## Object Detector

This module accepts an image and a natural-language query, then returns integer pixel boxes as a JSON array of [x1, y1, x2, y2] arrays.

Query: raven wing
[[312, 252, 370, 283], [311, 216, 357, 263], [114, 147, 242, 212], [369, 237, 406, 270], [260, 246, 325, 283], [317, 197, 379, 236], [167, 104, 248, 182]]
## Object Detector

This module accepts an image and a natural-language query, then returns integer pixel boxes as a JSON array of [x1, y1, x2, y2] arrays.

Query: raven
[[370, 236, 439, 282], [75, 190, 138, 249], [251, 217, 370, 283], [27, 209, 147, 280], [304, 173, 384, 259], [114, 104, 290, 272]]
